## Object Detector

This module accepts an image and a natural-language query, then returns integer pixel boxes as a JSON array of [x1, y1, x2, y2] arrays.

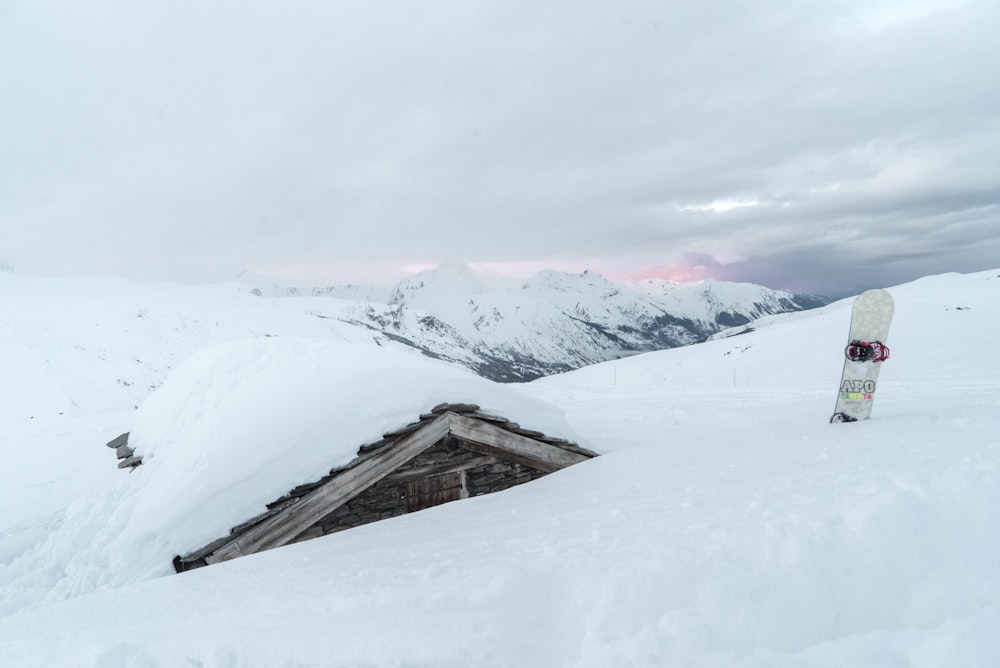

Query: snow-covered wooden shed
[[105, 431, 141, 469], [172, 402, 597, 572]]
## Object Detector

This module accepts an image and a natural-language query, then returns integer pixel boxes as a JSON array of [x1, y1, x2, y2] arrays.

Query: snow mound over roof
[[7, 338, 579, 602], [129, 337, 578, 551]]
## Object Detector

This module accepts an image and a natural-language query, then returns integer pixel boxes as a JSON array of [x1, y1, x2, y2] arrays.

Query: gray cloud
[[1, 0, 997, 296]]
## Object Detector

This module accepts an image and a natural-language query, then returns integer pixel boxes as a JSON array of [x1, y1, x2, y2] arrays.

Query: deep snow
[[0, 269, 998, 667]]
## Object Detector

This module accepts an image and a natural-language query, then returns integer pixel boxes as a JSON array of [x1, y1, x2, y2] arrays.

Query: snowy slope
[[0, 273, 386, 417], [0, 274, 398, 575], [0, 339, 578, 607], [0, 269, 998, 667]]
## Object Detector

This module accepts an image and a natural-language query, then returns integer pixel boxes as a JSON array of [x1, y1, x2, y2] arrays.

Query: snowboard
[[830, 289, 894, 423]]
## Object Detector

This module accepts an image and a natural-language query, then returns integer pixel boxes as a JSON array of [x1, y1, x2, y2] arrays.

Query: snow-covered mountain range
[[277, 264, 828, 381]]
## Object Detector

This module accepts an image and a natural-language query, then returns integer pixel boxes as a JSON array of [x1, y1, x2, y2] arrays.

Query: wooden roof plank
[[383, 454, 496, 484], [446, 413, 592, 473], [203, 412, 453, 565]]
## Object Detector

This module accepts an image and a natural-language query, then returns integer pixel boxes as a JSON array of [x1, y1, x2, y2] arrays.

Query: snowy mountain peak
[[404, 263, 481, 286], [522, 269, 622, 299], [389, 263, 519, 307]]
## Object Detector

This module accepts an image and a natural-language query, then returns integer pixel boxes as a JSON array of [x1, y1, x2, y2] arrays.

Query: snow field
[[2, 405, 996, 667], [0, 269, 998, 666]]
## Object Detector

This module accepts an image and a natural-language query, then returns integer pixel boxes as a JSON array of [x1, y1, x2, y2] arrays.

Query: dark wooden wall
[[290, 439, 548, 541]]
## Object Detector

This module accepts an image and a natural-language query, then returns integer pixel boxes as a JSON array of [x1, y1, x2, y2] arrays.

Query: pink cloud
[[246, 254, 731, 288], [612, 263, 720, 283]]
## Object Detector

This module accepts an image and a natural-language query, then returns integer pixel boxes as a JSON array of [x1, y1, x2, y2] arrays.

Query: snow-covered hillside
[[0, 269, 998, 667], [0, 274, 389, 417]]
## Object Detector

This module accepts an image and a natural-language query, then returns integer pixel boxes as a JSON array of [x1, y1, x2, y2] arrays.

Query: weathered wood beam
[[203, 413, 452, 565], [383, 455, 496, 484], [106, 432, 129, 449], [456, 439, 548, 473], [447, 413, 592, 473]]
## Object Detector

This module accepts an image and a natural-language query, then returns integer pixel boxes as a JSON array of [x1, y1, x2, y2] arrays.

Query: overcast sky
[[2, 0, 998, 296]]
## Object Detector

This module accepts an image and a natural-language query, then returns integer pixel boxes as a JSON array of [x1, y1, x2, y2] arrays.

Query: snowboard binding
[[845, 340, 890, 363], [830, 412, 858, 423]]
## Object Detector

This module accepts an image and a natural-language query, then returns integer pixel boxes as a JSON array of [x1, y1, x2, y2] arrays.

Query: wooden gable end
[[174, 404, 597, 572]]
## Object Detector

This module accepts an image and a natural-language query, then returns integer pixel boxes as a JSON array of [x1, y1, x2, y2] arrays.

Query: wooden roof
[[173, 402, 596, 572]]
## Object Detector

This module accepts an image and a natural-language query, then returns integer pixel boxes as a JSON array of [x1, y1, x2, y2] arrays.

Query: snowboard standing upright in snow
[[830, 289, 894, 423]]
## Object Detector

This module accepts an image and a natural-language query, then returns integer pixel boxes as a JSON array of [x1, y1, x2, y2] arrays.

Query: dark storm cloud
[[1, 0, 997, 295]]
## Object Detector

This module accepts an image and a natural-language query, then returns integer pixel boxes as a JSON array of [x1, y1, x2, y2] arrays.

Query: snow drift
[[0, 338, 578, 610]]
